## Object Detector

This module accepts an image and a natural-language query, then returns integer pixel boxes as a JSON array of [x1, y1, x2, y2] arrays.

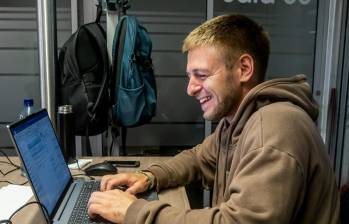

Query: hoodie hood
[[229, 74, 319, 137]]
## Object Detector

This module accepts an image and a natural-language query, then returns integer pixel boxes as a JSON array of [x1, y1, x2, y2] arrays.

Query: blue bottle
[[18, 98, 35, 119]]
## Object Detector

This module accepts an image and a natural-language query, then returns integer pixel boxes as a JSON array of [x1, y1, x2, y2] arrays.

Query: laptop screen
[[9, 110, 71, 215]]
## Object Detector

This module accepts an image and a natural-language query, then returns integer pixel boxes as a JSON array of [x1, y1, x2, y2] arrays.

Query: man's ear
[[237, 54, 254, 84]]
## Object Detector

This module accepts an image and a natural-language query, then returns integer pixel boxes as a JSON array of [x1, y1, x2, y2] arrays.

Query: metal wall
[[0, 0, 71, 148], [214, 0, 318, 83], [119, 0, 207, 150], [122, 0, 319, 151]]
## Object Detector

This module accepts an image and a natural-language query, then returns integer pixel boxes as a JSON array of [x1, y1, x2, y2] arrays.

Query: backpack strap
[[95, 3, 102, 23], [111, 16, 138, 104], [80, 23, 108, 156], [83, 23, 109, 119], [111, 16, 127, 104], [111, 16, 126, 155], [64, 32, 81, 81], [120, 16, 138, 87], [110, 16, 131, 155]]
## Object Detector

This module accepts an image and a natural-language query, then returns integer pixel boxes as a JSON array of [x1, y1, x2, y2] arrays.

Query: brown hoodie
[[125, 74, 340, 224]]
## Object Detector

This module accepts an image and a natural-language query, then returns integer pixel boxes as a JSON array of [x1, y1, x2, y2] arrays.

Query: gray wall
[[214, 0, 317, 83], [0, 0, 71, 148], [120, 0, 208, 149], [0, 0, 320, 153], [125, 0, 318, 149]]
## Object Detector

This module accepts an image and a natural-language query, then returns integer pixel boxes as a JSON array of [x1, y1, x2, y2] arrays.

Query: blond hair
[[182, 14, 270, 82]]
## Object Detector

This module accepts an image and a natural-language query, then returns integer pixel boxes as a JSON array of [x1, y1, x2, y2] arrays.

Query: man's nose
[[187, 77, 202, 96]]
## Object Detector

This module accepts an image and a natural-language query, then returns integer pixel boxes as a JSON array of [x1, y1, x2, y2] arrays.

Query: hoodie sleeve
[[124, 146, 304, 224], [147, 132, 218, 191]]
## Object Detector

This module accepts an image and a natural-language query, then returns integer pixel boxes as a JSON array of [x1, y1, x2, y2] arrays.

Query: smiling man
[[88, 14, 340, 224], [186, 45, 244, 121]]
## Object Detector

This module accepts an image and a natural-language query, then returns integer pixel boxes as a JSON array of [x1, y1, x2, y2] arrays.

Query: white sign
[[223, 0, 312, 5]]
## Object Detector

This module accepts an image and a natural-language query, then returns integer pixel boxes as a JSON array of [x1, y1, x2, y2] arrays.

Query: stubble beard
[[203, 92, 238, 121]]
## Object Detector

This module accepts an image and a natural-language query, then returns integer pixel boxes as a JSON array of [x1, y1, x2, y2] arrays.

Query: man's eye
[[195, 74, 208, 80], [186, 73, 209, 81]]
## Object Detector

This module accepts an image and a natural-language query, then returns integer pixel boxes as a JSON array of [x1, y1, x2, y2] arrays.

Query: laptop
[[7, 109, 157, 224]]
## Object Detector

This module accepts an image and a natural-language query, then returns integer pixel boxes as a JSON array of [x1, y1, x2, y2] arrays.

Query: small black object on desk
[[84, 161, 118, 176], [0, 220, 12, 224]]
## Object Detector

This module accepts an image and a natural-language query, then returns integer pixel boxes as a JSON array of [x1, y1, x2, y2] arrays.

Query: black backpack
[[57, 8, 109, 138]]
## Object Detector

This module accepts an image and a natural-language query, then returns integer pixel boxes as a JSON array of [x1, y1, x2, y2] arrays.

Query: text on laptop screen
[[11, 110, 71, 215]]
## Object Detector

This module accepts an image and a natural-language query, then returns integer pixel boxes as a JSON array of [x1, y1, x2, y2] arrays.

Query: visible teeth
[[199, 96, 211, 104]]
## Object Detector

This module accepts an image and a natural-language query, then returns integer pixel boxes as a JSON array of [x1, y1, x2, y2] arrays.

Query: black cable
[[0, 161, 13, 165], [8, 201, 51, 224], [0, 180, 28, 185], [0, 149, 21, 177], [70, 158, 82, 170], [76, 159, 81, 170], [0, 167, 19, 176], [69, 159, 96, 180], [109, 138, 114, 156], [70, 159, 96, 180], [0, 219, 12, 224], [0, 149, 20, 168]]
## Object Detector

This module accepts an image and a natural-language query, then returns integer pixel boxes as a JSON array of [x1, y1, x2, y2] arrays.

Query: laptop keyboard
[[68, 181, 108, 224]]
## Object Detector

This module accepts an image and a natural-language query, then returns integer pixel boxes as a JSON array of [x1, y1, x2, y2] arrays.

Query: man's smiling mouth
[[199, 96, 212, 104]]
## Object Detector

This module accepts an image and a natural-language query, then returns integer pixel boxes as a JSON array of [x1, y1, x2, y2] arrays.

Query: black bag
[[57, 7, 109, 137]]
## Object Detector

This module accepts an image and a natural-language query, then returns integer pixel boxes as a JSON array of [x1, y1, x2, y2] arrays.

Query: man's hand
[[87, 189, 137, 223], [100, 171, 155, 194]]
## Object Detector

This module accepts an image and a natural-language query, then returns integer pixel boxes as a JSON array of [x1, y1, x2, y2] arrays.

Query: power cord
[[0, 201, 50, 224], [69, 159, 97, 180], [71, 158, 82, 170], [0, 149, 21, 178], [0, 149, 24, 185], [0, 167, 19, 176], [0, 180, 28, 185], [0, 150, 19, 168], [0, 161, 15, 166]]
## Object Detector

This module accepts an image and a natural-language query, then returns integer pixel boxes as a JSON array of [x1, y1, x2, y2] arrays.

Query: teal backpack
[[111, 15, 157, 128]]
